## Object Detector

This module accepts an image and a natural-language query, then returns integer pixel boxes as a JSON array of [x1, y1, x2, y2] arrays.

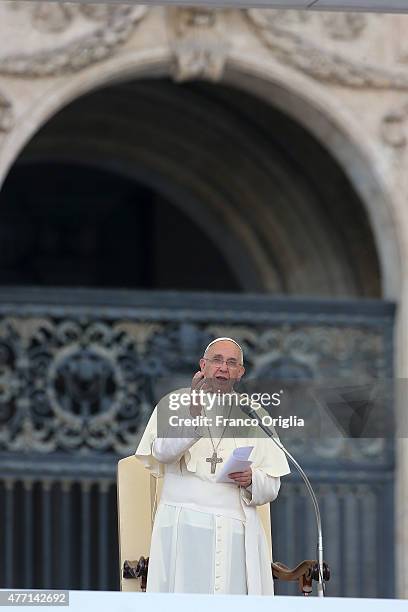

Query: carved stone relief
[[246, 9, 408, 91], [168, 7, 229, 82], [320, 12, 366, 40], [0, 2, 149, 78], [380, 102, 408, 148], [0, 91, 13, 132], [263, 9, 367, 40], [30, 3, 75, 33]]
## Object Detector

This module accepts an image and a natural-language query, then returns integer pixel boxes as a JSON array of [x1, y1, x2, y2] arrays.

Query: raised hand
[[189, 371, 211, 416]]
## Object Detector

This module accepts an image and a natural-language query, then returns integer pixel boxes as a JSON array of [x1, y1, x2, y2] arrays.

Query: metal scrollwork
[[0, 309, 391, 463]]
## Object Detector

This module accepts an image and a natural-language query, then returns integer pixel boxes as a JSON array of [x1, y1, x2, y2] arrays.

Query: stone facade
[[0, 2, 407, 597]]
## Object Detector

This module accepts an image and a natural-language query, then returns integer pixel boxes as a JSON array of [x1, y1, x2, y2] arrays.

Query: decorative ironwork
[[0, 291, 394, 464]]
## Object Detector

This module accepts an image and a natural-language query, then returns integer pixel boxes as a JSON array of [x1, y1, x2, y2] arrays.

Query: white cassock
[[135, 390, 290, 596]]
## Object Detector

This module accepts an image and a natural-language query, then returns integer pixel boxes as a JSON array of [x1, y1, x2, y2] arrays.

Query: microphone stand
[[242, 405, 325, 597]]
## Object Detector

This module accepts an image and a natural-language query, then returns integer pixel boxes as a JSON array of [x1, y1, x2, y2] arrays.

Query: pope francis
[[135, 337, 290, 595]]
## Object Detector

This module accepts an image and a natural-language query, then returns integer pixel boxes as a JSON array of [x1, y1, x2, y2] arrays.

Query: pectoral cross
[[206, 451, 223, 474]]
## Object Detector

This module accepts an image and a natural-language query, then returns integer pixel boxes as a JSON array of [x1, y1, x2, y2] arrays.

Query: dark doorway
[[0, 162, 240, 291]]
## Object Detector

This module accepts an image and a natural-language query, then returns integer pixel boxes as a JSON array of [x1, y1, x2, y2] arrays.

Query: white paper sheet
[[215, 446, 254, 483]]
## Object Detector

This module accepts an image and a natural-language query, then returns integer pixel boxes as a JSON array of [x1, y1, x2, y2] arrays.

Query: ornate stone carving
[[25, 3, 122, 33], [169, 7, 229, 82], [263, 10, 311, 28], [0, 91, 13, 132], [260, 8, 366, 39], [30, 3, 74, 33], [0, 3, 148, 78], [320, 12, 366, 41], [246, 9, 408, 90], [380, 102, 408, 148]]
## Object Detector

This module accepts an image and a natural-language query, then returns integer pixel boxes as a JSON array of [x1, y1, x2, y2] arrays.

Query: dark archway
[[0, 78, 381, 297], [0, 161, 239, 291]]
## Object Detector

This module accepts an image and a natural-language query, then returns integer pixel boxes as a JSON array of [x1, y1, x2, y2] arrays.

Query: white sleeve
[[152, 435, 200, 464], [242, 468, 281, 506], [135, 393, 206, 474]]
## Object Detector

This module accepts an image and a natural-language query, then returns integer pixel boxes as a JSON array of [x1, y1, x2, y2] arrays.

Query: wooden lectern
[[117, 455, 329, 595]]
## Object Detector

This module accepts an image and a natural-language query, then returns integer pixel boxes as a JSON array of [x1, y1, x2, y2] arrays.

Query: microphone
[[240, 402, 326, 597]]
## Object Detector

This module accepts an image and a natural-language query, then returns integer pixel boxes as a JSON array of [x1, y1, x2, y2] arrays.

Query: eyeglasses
[[203, 357, 242, 369]]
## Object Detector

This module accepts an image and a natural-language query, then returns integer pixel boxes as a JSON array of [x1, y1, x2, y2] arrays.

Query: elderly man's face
[[199, 340, 245, 392]]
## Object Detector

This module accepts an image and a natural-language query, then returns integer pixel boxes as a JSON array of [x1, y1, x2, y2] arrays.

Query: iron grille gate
[[0, 288, 395, 596]]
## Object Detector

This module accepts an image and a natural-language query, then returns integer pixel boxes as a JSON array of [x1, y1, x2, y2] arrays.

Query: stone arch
[[0, 51, 401, 299], [224, 55, 402, 300]]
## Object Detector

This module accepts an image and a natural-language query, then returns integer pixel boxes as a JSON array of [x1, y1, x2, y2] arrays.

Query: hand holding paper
[[216, 446, 254, 484]]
